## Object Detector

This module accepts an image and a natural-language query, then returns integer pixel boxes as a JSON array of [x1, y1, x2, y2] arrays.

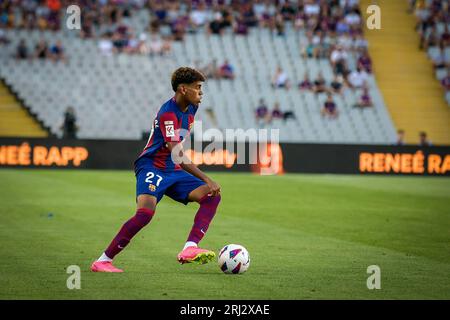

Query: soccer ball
[[218, 244, 250, 274]]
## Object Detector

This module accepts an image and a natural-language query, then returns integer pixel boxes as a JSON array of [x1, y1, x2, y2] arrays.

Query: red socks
[[187, 194, 221, 244], [104, 208, 155, 259], [103, 194, 221, 259]]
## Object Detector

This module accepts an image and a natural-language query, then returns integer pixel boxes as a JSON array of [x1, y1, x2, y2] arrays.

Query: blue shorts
[[135, 163, 205, 205]]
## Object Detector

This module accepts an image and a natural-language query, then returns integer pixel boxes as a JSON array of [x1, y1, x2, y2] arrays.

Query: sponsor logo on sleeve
[[165, 124, 175, 137]]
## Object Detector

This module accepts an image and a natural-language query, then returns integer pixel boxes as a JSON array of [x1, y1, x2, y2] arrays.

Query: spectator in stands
[[263, 3, 278, 26], [269, 102, 284, 123], [15, 39, 29, 60], [253, 0, 267, 26], [353, 34, 369, 51], [34, 39, 48, 59], [338, 33, 353, 52], [353, 86, 373, 108], [190, 3, 209, 30], [208, 12, 225, 35], [46, 0, 61, 31], [149, 34, 163, 56], [304, 0, 321, 17], [111, 30, 126, 53], [255, 98, 269, 127], [298, 72, 313, 90], [396, 129, 405, 145], [270, 102, 296, 122], [419, 131, 432, 146], [330, 45, 349, 76], [344, 7, 362, 28], [440, 24, 450, 48], [441, 68, 450, 91], [80, 14, 95, 39], [123, 30, 140, 54], [271, 66, 291, 90], [422, 25, 440, 50], [0, 6, 12, 28], [430, 43, 447, 70], [301, 32, 319, 59], [218, 60, 235, 80], [171, 14, 188, 41], [280, 1, 296, 22], [137, 33, 150, 55], [336, 17, 351, 35], [321, 94, 338, 119], [358, 49, 373, 73], [152, 1, 168, 24], [242, 3, 258, 28], [274, 13, 285, 36], [347, 66, 369, 89], [330, 75, 345, 94], [293, 8, 306, 31], [0, 28, 10, 45], [313, 72, 327, 94], [35, 1, 50, 30], [234, 14, 249, 36], [220, 7, 233, 29], [49, 40, 66, 62], [60, 107, 78, 139], [316, 31, 333, 59], [98, 33, 115, 56]]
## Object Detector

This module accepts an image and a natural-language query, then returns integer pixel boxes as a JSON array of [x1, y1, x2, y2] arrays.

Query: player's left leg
[[185, 184, 221, 246], [172, 183, 221, 264]]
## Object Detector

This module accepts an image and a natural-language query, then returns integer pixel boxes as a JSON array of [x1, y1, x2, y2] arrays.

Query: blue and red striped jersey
[[136, 97, 197, 171]]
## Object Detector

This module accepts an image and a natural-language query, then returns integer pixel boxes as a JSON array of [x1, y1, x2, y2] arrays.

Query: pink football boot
[[177, 246, 216, 264], [90, 261, 124, 273]]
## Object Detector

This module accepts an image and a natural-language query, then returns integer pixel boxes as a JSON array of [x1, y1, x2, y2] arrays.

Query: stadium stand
[[0, 1, 398, 144], [361, 0, 450, 145], [0, 80, 48, 137]]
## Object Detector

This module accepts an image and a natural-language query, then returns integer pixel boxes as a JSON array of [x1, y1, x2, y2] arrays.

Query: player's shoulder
[[157, 98, 177, 117]]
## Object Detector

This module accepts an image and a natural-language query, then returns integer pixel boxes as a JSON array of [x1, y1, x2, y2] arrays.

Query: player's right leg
[[90, 195, 157, 273], [91, 165, 167, 273]]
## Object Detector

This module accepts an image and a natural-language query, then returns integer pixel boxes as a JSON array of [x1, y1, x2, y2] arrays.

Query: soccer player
[[91, 67, 221, 273]]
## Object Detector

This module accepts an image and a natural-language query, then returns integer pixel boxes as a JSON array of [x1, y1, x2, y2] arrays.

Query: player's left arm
[[166, 141, 221, 196]]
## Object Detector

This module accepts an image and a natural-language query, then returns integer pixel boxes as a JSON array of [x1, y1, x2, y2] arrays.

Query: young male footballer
[[91, 67, 221, 272]]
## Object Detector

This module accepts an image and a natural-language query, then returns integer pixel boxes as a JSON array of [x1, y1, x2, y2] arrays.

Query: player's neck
[[174, 94, 189, 113]]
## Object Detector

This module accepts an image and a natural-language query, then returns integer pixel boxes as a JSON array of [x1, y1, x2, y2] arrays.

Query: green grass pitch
[[0, 169, 449, 299]]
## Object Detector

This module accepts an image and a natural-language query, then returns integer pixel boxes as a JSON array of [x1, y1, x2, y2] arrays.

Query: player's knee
[[137, 194, 157, 211], [214, 194, 221, 205], [200, 194, 221, 207]]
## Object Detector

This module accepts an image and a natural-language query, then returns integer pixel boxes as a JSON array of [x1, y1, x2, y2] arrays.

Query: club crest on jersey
[[189, 122, 194, 131], [165, 124, 175, 137], [149, 184, 156, 192]]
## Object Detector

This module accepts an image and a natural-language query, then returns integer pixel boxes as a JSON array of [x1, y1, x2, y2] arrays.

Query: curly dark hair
[[171, 67, 206, 92]]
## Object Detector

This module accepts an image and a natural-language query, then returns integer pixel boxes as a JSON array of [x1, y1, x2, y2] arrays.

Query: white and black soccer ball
[[218, 244, 250, 274]]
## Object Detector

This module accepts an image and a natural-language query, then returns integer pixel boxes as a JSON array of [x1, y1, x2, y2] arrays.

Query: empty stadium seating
[[0, 9, 397, 143]]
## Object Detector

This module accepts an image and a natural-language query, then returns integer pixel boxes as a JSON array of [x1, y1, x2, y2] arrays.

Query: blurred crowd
[[411, 0, 450, 101], [2, 0, 378, 126], [15, 38, 66, 61]]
